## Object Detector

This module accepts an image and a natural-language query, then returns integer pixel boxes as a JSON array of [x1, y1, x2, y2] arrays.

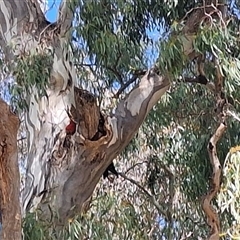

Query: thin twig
[[118, 172, 167, 218], [106, 65, 123, 84], [181, 3, 227, 21], [114, 69, 147, 98], [226, 109, 240, 122], [124, 161, 148, 174]]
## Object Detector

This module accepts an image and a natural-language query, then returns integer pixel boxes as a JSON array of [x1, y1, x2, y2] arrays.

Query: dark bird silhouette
[[103, 162, 118, 182]]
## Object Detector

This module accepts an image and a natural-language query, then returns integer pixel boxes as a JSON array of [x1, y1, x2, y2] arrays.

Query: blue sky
[[45, 0, 60, 23], [44, 0, 161, 69], [0, 1, 61, 103], [0, 0, 162, 102]]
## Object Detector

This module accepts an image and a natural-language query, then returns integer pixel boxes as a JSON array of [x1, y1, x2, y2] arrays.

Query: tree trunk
[[0, 99, 21, 240], [0, 0, 170, 226]]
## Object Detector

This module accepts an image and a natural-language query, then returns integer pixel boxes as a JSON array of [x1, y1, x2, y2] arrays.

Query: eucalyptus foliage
[[3, 0, 240, 239], [10, 51, 53, 111]]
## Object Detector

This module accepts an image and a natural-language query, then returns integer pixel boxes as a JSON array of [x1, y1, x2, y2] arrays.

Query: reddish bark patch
[[0, 99, 21, 240]]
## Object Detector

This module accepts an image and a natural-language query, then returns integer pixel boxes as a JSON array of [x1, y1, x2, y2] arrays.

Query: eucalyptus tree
[[1, 0, 240, 239]]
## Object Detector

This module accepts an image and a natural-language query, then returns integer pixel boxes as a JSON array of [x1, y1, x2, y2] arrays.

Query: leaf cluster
[[71, 0, 203, 90], [11, 52, 53, 111]]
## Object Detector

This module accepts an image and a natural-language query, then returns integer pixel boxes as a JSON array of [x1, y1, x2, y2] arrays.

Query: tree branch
[[31, 0, 46, 21], [226, 109, 240, 122], [202, 121, 227, 240], [124, 161, 148, 174], [0, 0, 49, 61], [182, 76, 216, 92], [106, 66, 123, 84], [107, 69, 169, 155], [118, 172, 168, 218], [114, 69, 147, 98], [57, 0, 74, 36]]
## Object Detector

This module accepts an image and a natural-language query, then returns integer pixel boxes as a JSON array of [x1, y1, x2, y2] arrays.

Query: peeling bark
[[23, 70, 169, 225], [0, 99, 21, 240], [202, 122, 226, 240], [0, 0, 170, 225]]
